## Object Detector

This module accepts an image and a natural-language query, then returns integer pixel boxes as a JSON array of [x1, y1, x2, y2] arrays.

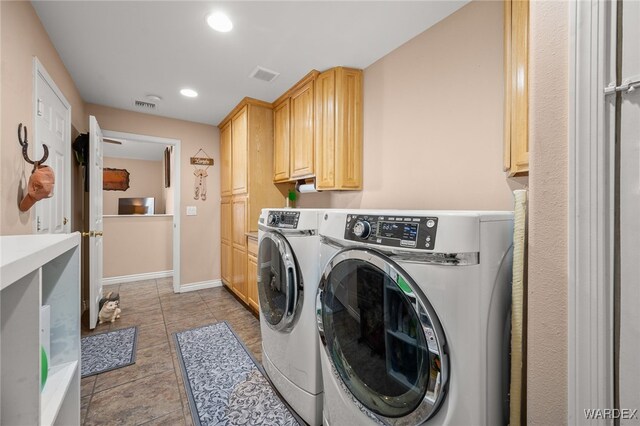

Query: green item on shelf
[[41, 346, 48, 390], [288, 189, 297, 202], [397, 275, 412, 295]]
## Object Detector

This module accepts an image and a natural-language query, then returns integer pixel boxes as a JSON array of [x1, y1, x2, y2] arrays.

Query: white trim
[[32, 58, 72, 234], [102, 270, 173, 286], [178, 279, 222, 293], [568, 1, 614, 424], [102, 130, 181, 293]]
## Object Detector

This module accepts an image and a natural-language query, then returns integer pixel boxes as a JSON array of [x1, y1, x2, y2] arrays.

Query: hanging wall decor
[[191, 148, 213, 201], [103, 168, 130, 191], [164, 147, 172, 188]]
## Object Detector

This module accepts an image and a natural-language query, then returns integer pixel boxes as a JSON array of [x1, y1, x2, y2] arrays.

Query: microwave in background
[[118, 197, 155, 215]]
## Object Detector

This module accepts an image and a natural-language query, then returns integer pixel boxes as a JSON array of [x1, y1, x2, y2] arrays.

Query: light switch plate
[[186, 206, 197, 216]]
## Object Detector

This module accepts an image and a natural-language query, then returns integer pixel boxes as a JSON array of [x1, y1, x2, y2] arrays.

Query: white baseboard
[[102, 270, 173, 286], [179, 279, 222, 293]]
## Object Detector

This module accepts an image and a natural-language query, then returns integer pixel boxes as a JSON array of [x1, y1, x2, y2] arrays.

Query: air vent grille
[[134, 100, 157, 110], [250, 66, 280, 83]]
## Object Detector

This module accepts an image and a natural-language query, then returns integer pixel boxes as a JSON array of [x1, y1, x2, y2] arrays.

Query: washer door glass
[[258, 232, 302, 331], [318, 248, 447, 422]]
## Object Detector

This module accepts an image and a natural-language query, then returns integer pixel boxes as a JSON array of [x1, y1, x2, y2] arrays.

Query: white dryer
[[258, 208, 324, 426], [316, 210, 513, 425]]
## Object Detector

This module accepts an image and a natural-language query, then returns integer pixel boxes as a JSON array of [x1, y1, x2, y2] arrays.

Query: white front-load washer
[[258, 208, 324, 426], [316, 210, 513, 425]]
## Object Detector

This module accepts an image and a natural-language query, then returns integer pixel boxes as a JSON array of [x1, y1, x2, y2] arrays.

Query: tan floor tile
[[85, 370, 182, 426], [112, 309, 164, 328], [161, 302, 213, 324], [81, 395, 91, 425], [81, 375, 96, 398], [135, 323, 169, 350], [138, 408, 186, 426], [94, 342, 174, 393]]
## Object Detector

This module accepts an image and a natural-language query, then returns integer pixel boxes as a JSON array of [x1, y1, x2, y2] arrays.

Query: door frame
[[32, 57, 72, 234], [568, 0, 615, 423], [102, 130, 182, 292]]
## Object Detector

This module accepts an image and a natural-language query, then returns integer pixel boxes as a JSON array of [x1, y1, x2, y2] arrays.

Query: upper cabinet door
[[290, 80, 315, 179], [273, 100, 291, 182], [315, 67, 363, 190], [315, 69, 336, 189], [232, 106, 248, 194], [504, 0, 529, 176], [220, 122, 232, 196]]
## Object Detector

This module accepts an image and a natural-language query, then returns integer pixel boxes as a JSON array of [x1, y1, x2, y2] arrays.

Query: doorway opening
[[100, 130, 181, 295]]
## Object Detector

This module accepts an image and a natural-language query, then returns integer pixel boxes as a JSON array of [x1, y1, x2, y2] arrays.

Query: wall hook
[[18, 123, 49, 166]]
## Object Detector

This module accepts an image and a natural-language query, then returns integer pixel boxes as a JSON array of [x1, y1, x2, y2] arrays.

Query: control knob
[[268, 213, 279, 226], [353, 220, 371, 239]]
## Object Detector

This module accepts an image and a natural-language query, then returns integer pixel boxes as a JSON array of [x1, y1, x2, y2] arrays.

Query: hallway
[[81, 279, 262, 425]]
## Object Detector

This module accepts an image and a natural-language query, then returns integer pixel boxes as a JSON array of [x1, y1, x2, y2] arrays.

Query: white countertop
[[0, 233, 81, 290]]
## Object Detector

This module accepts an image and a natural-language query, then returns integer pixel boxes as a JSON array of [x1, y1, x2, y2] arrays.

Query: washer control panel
[[344, 214, 438, 250], [267, 210, 300, 229]]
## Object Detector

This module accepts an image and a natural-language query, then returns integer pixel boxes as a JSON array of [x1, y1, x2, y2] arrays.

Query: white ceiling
[[33, 1, 468, 126], [103, 137, 167, 161]]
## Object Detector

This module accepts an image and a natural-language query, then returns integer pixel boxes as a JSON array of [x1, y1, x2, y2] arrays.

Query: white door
[[619, 0, 640, 420], [34, 59, 71, 234], [89, 116, 104, 329]]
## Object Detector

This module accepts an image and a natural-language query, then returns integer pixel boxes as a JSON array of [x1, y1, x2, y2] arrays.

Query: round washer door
[[316, 248, 448, 424], [258, 232, 303, 332]]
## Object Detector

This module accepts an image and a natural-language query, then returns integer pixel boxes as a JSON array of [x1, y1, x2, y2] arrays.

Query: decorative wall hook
[[18, 123, 49, 167]]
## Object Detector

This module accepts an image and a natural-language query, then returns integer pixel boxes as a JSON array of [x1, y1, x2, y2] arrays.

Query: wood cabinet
[[218, 97, 288, 306], [290, 78, 316, 179], [273, 100, 291, 182], [220, 197, 232, 286], [315, 67, 363, 190], [220, 122, 232, 196], [272, 67, 363, 190], [504, 0, 529, 176], [231, 106, 248, 194], [246, 236, 259, 313], [232, 247, 247, 301]]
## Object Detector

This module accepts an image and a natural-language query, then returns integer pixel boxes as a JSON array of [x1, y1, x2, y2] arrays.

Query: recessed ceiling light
[[207, 12, 233, 32], [180, 88, 198, 98]]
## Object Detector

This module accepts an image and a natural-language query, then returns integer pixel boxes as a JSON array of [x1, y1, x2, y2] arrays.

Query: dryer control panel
[[267, 210, 300, 229], [344, 214, 438, 250]]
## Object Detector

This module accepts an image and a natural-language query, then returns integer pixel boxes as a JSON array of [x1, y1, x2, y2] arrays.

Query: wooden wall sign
[[190, 157, 214, 166], [103, 168, 130, 191]]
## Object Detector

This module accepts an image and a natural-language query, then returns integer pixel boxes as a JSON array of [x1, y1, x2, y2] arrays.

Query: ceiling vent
[[134, 99, 157, 110], [250, 66, 280, 83]]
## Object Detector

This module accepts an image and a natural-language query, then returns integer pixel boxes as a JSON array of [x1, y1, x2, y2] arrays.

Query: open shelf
[[0, 233, 80, 426], [41, 361, 78, 426]]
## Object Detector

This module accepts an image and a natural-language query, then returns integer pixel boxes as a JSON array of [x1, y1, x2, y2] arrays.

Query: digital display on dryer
[[378, 222, 419, 242]]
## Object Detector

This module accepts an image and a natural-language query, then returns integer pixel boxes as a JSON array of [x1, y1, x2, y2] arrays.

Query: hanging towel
[[510, 189, 528, 426]]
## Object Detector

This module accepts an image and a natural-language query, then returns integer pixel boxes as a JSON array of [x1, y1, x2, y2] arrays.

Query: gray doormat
[[81, 326, 138, 378], [174, 321, 302, 426]]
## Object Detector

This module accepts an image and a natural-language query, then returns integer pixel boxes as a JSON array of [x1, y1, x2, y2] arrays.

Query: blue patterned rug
[[174, 322, 301, 426], [81, 326, 138, 378]]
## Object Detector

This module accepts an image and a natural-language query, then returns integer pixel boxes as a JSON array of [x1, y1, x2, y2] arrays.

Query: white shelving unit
[[0, 233, 81, 426]]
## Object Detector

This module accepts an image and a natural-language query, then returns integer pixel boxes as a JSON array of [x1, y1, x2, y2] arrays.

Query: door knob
[[81, 231, 94, 237], [95, 231, 103, 237]]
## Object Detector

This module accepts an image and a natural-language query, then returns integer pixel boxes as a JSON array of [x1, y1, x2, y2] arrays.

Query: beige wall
[[103, 157, 164, 215], [103, 216, 172, 278], [527, 1, 569, 423], [298, 1, 521, 211], [0, 1, 86, 235], [87, 104, 220, 286]]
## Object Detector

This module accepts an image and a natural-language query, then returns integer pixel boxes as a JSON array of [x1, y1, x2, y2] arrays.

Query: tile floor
[[81, 278, 262, 425]]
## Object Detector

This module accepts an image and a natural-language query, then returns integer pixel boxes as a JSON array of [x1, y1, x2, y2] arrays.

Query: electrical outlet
[[186, 206, 197, 216]]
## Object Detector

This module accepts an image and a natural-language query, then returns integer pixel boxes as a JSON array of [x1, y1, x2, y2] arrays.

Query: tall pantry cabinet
[[219, 98, 286, 304]]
